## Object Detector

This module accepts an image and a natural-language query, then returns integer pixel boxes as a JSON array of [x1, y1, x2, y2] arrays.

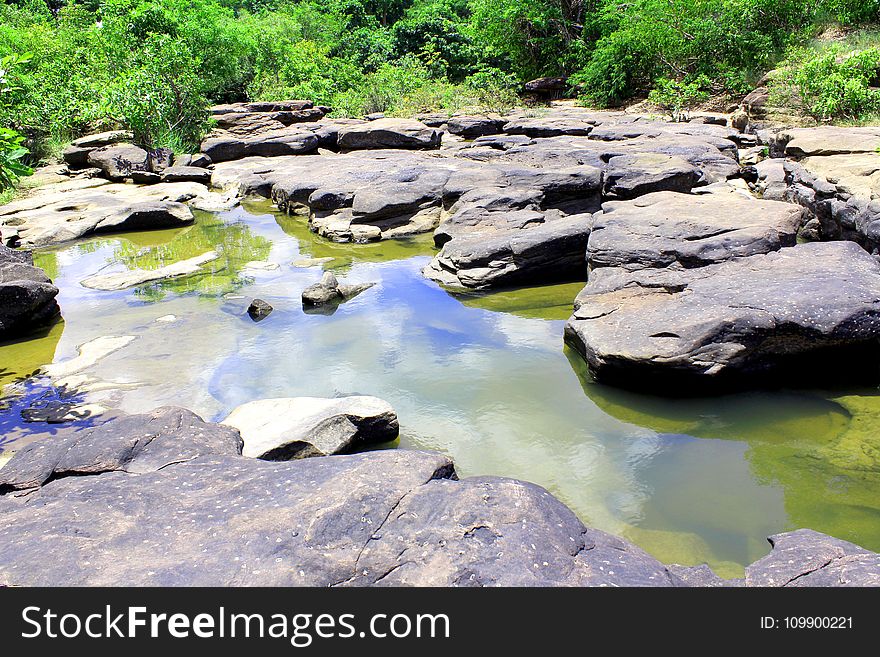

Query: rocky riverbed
[[2, 101, 880, 586]]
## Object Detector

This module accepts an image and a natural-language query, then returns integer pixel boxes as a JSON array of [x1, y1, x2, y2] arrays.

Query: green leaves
[[0, 127, 32, 190]]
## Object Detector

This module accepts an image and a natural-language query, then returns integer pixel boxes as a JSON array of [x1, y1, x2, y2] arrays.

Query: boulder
[[221, 396, 399, 459], [502, 116, 594, 138], [62, 130, 134, 168], [0, 244, 60, 339], [446, 115, 505, 138], [523, 76, 568, 98], [424, 212, 592, 289], [742, 87, 770, 118], [200, 126, 323, 163], [130, 171, 161, 185], [302, 270, 374, 306], [602, 153, 699, 199], [336, 118, 440, 150], [160, 165, 212, 184], [746, 529, 880, 587], [0, 407, 676, 587], [565, 241, 880, 388], [86, 143, 150, 180], [587, 191, 805, 271], [778, 126, 880, 158], [246, 298, 273, 321]]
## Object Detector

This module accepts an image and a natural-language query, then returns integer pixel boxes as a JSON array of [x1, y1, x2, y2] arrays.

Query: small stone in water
[[247, 299, 273, 321]]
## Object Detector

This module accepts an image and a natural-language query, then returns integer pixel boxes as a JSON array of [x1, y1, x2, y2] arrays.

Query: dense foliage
[[0, 0, 878, 189]]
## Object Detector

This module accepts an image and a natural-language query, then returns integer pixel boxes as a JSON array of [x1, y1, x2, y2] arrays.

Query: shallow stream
[[3, 200, 880, 577]]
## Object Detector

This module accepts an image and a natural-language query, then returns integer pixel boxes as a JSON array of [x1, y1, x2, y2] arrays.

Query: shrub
[[0, 127, 32, 190], [772, 46, 880, 122], [648, 76, 711, 122]]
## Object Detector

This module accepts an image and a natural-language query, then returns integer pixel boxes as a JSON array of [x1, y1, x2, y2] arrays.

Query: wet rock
[[87, 143, 150, 180], [0, 244, 60, 339], [587, 191, 805, 271], [246, 298, 273, 321], [81, 251, 219, 291], [336, 118, 441, 150], [42, 335, 137, 379], [302, 271, 375, 306], [746, 529, 880, 587], [565, 241, 880, 388], [160, 166, 212, 184], [62, 130, 134, 168], [292, 256, 335, 268], [222, 396, 399, 459]]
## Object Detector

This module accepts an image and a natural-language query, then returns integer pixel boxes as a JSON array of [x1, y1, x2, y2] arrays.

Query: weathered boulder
[[741, 87, 770, 119], [0, 407, 676, 587], [778, 126, 880, 158], [160, 165, 212, 184], [336, 118, 440, 150], [502, 116, 594, 138], [424, 212, 592, 289], [446, 115, 506, 138], [587, 191, 805, 270], [62, 130, 133, 168], [0, 178, 233, 247], [602, 153, 699, 199], [200, 126, 323, 163], [87, 143, 151, 180], [745, 529, 880, 587], [783, 153, 880, 250], [523, 76, 568, 99], [0, 244, 60, 339], [222, 396, 399, 459], [302, 270, 374, 306], [565, 241, 880, 388]]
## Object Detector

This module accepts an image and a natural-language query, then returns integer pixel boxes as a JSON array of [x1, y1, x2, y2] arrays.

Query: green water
[[4, 201, 880, 578]]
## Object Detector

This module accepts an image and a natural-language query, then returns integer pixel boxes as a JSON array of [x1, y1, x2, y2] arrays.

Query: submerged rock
[[0, 244, 60, 339], [565, 241, 880, 388], [222, 396, 399, 459], [302, 270, 375, 306], [80, 251, 219, 291]]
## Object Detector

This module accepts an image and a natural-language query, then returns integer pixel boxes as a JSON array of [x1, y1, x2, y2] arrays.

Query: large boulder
[[0, 407, 675, 587], [336, 118, 441, 150], [86, 143, 151, 180], [587, 191, 805, 270], [446, 115, 506, 138], [221, 396, 398, 459], [778, 126, 880, 158], [200, 126, 323, 163], [62, 130, 134, 168], [0, 244, 60, 339], [565, 241, 880, 388], [602, 153, 699, 199]]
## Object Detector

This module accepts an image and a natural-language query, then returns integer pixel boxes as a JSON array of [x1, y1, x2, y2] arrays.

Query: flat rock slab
[[222, 396, 398, 459], [0, 407, 674, 587], [565, 241, 880, 387], [80, 251, 219, 291], [588, 191, 805, 270], [337, 118, 440, 150], [0, 179, 231, 247], [780, 126, 880, 157], [0, 244, 60, 338]]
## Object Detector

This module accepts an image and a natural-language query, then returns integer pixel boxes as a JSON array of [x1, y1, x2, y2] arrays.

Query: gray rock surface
[[246, 298, 273, 321], [746, 529, 880, 587], [0, 407, 675, 587], [87, 143, 151, 180], [0, 244, 60, 338], [336, 118, 441, 150], [587, 191, 805, 270], [221, 396, 399, 459], [160, 165, 212, 184], [62, 130, 134, 168], [565, 241, 880, 387], [446, 115, 505, 138]]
